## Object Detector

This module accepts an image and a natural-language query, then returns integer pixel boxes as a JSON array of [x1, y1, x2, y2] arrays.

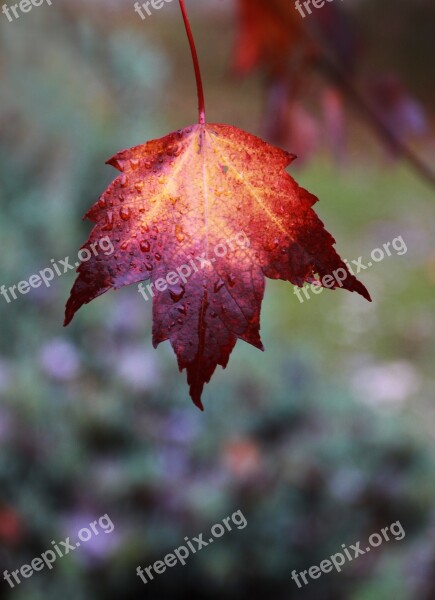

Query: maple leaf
[[65, 0, 371, 409], [64, 123, 370, 409]]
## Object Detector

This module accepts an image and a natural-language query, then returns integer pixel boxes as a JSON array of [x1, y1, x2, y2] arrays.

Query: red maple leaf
[[64, 123, 370, 408], [64, 1, 370, 409]]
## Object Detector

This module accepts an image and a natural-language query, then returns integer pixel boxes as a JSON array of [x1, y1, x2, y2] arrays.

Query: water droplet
[[102, 211, 114, 231], [118, 193, 125, 203], [144, 161, 152, 169], [177, 318, 183, 325], [130, 158, 140, 170], [120, 241, 129, 251], [154, 253, 161, 261], [175, 224, 185, 243], [265, 241, 277, 252], [177, 303, 187, 315], [98, 197, 107, 208], [214, 279, 225, 293], [169, 284, 185, 303], [120, 207, 131, 221], [120, 174, 128, 188], [145, 262, 153, 271], [166, 144, 181, 156], [227, 273, 236, 288], [140, 240, 151, 253]]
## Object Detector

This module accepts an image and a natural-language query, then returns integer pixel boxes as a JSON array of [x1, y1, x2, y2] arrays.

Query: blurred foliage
[[0, 1, 434, 599]]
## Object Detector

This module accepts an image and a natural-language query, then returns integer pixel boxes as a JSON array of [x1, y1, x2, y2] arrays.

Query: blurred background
[[0, 0, 434, 598]]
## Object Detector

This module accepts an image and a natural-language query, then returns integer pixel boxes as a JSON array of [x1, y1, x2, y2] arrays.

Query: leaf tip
[[63, 313, 72, 327], [191, 393, 205, 411], [105, 154, 124, 172], [285, 152, 298, 165]]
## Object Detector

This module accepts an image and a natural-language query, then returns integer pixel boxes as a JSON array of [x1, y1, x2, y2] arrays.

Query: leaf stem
[[179, 0, 206, 125]]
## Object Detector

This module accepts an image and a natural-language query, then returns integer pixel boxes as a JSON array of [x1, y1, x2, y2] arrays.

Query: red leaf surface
[[65, 123, 370, 409]]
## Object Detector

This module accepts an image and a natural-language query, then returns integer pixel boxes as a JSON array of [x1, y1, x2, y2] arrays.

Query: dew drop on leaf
[[169, 284, 185, 303], [130, 159, 140, 170], [102, 211, 114, 231], [120, 207, 131, 221], [177, 303, 187, 315], [227, 273, 236, 287], [175, 224, 185, 243], [214, 279, 225, 293], [120, 174, 128, 187]]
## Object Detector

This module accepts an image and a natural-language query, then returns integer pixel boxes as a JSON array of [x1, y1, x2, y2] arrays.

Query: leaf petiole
[[179, 0, 206, 125]]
